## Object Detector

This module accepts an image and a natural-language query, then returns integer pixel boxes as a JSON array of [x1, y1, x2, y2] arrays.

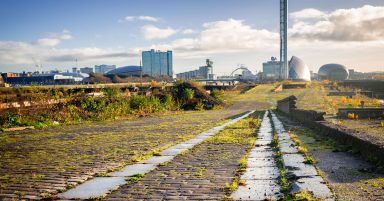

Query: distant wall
[[277, 95, 384, 165], [338, 108, 384, 119], [340, 80, 384, 99]]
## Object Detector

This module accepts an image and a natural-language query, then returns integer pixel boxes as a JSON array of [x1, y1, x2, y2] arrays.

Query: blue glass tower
[[142, 49, 173, 77]]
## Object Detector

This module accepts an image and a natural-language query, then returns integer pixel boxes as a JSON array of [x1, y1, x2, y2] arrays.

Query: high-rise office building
[[95, 64, 116, 74], [142, 49, 173, 77], [280, 0, 288, 80]]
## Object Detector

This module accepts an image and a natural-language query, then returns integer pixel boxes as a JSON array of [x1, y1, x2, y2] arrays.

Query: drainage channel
[[270, 111, 334, 200], [58, 111, 255, 200], [231, 111, 283, 200]]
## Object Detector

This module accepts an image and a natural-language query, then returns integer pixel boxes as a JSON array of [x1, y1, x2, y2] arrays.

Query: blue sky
[[0, 0, 383, 74]]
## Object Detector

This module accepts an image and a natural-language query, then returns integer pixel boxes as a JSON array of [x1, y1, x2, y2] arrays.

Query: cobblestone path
[[231, 111, 282, 200], [270, 111, 334, 200], [103, 112, 263, 201], [0, 96, 270, 200]]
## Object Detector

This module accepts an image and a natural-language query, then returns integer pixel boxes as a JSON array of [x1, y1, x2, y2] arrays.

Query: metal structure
[[230, 66, 249, 77], [280, 0, 288, 80]]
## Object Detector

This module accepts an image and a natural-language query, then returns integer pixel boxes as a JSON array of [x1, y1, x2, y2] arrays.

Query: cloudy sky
[[0, 0, 383, 75]]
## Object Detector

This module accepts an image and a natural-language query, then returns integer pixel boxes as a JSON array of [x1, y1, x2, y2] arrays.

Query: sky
[[0, 0, 383, 75]]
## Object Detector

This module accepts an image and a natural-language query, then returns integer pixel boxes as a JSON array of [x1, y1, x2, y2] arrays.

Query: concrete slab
[[170, 143, 195, 150], [291, 176, 334, 200], [140, 156, 174, 165], [279, 142, 298, 154], [240, 167, 279, 180], [282, 153, 305, 165], [183, 138, 205, 145], [248, 151, 274, 158], [161, 148, 188, 156], [247, 158, 276, 167], [231, 180, 283, 201], [58, 177, 126, 199], [109, 164, 157, 177]]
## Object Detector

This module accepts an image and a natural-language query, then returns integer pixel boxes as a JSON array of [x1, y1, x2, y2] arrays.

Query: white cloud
[[34, 30, 73, 47], [289, 5, 384, 41], [121, 15, 159, 22], [181, 29, 196, 34], [290, 8, 326, 20], [150, 18, 279, 57], [0, 41, 139, 66], [141, 25, 179, 40]]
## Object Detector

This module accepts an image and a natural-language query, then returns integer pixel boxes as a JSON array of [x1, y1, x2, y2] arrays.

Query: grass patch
[[303, 156, 317, 164], [126, 174, 144, 182]]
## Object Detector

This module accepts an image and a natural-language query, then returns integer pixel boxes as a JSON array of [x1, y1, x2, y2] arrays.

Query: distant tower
[[280, 0, 288, 80]]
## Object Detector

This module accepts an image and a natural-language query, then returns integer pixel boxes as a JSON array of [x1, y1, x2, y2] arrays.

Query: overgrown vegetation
[[0, 81, 223, 129]]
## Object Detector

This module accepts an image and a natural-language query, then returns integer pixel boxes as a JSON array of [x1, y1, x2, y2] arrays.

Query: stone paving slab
[[246, 158, 276, 167], [109, 163, 157, 177], [248, 151, 274, 158], [240, 167, 280, 180], [291, 176, 334, 200], [231, 180, 283, 201], [139, 156, 175, 165], [58, 177, 126, 199], [169, 143, 196, 150], [270, 111, 334, 201], [183, 138, 205, 145], [279, 141, 299, 154], [161, 148, 188, 156]]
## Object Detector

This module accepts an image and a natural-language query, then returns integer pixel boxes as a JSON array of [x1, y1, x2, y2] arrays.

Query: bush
[[194, 102, 204, 111], [161, 94, 174, 110], [211, 89, 224, 101], [183, 88, 194, 101]]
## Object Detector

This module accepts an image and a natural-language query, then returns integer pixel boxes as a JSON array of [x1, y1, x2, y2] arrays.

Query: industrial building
[[95, 64, 116, 74], [80, 67, 94, 74], [263, 57, 281, 80], [318, 64, 349, 81], [288, 56, 311, 81], [105, 66, 142, 77], [142, 49, 173, 77], [1, 72, 89, 86], [176, 59, 214, 80]]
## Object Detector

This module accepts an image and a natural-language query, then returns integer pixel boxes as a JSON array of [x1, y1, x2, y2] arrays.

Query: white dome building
[[288, 56, 311, 81]]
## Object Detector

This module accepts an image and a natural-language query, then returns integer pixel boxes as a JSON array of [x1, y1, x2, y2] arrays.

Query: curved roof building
[[105, 66, 142, 76], [288, 56, 311, 81], [318, 64, 349, 81]]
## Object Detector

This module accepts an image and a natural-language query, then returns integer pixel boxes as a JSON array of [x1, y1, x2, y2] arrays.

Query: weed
[[291, 191, 319, 201], [95, 171, 109, 177], [152, 150, 163, 156], [40, 192, 52, 199], [303, 156, 317, 164], [224, 181, 238, 192], [195, 167, 206, 177], [31, 174, 45, 180], [298, 146, 308, 154], [126, 174, 144, 182]]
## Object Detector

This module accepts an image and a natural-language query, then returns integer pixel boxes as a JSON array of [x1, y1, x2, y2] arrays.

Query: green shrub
[[195, 102, 204, 111], [161, 94, 174, 110], [211, 89, 223, 101], [183, 88, 194, 101]]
